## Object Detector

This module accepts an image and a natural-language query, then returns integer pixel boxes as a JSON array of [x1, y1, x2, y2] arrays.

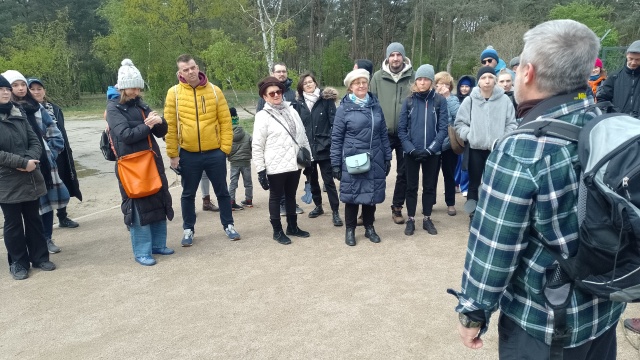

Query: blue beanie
[[459, 78, 472, 87], [386, 42, 406, 59], [480, 46, 499, 62]]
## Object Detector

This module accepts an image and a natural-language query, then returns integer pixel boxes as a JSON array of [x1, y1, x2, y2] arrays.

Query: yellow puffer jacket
[[164, 81, 233, 157]]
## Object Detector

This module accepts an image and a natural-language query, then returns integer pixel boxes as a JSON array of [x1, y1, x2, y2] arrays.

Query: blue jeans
[[129, 205, 167, 258], [180, 148, 233, 231], [454, 155, 469, 192]]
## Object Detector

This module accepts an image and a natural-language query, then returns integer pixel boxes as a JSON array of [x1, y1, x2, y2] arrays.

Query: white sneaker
[[462, 191, 468, 197], [225, 224, 241, 241], [181, 229, 194, 247]]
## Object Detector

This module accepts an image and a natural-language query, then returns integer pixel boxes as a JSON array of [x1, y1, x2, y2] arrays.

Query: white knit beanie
[[1, 70, 28, 86], [343, 68, 370, 87], [117, 59, 144, 90]]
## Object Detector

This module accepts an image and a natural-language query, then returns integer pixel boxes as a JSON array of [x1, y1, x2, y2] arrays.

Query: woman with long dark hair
[[0, 74, 54, 279], [295, 72, 342, 226], [106, 59, 174, 266]]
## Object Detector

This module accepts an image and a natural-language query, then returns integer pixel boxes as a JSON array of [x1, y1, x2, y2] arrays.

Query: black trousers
[[1, 200, 49, 269], [344, 203, 375, 228], [498, 314, 617, 360], [56, 206, 68, 221], [388, 134, 406, 208], [467, 148, 491, 202], [268, 170, 301, 220], [309, 159, 339, 211], [405, 154, 440, 217], [440, 149, 458, 206]]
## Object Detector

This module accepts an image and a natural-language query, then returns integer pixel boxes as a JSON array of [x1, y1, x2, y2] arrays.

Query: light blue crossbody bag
[[344, 109, 374, 174]]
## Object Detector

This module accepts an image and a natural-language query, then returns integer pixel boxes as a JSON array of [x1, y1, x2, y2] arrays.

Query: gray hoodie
[[454, 85, 516, 150]]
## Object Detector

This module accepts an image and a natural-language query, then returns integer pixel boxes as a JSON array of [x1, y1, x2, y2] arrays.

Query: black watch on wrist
[[458, 312, 484, 328]]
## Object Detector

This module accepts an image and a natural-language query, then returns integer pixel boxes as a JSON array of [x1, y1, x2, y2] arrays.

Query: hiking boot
[[423, 217, 437, 235], [332, 211, 343, 227], [225, 224, 241, 241], [364, 225, 381, 243], [280, 204, 286, 216], [295, 204, 304, 214], [624, 318, 640, 334], [135, 256, 156, 266], [308, 205, 324, 218], [152, 247, 175, 255], [47, 239, 61, 254], [10, 263, 28, 280], [345, 227, 356, 246], [405, 219, 415, 236], [273, 230, 292, 245], [231, 201, 244, 211], [241, 199, 253, 208], [181, 229, 194, 247], [58, 217, 79, 228], [202, 195, 219, 211], [34, 261, 56, 271], [391, 206, 405, 224]]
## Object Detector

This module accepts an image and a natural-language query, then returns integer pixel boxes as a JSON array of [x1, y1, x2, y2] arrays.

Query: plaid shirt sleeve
[[455, 146, 536, 315]]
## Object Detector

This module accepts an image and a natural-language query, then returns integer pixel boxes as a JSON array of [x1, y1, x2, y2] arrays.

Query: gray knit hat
[[386, 42, 406, 59], [415, 64, 435, 82], [117, 59, 145, 90], [509, 56, 520, 68], [628, 40, 640, 54]]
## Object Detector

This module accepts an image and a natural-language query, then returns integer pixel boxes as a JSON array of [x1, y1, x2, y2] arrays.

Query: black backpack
[[508, 99, 640, 358]]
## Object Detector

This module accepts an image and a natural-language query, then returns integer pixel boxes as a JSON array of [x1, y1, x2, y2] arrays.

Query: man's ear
[[521, 63, 535, 86]]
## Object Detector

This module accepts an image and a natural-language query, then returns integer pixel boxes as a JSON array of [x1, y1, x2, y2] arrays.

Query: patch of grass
[[64, 93, 108, 119]]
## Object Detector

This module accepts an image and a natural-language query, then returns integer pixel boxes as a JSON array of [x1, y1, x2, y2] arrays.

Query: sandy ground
[[1, 118, 640, 359]]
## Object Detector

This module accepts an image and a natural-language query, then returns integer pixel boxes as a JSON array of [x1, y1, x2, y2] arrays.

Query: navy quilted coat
[[330, 93, 392, 205]]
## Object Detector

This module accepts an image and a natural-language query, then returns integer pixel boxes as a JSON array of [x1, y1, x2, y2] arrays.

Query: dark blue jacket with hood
[[397, 89, 449, 155]]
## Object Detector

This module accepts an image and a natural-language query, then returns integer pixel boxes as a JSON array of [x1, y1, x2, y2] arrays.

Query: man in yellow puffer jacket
[[164, 54, 240, 246]]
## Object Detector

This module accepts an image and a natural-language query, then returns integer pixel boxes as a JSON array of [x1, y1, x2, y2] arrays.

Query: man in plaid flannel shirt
[[451, 20, 625, 359]]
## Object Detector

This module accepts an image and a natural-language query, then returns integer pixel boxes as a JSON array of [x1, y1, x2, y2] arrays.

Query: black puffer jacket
[[0, 104, 47, 203], [597, 66, 640, 117], [296, 88, 338, 161], [106, 98, 174, 226], [51, 103, 82, 200]]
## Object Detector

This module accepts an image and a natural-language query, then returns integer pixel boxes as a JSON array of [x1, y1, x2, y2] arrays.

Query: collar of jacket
[[470, 85, 505, 102], [179, 71, 209, 88], [624, 65, 640, 76], [340, 92, 379, 110], [381, 59, 413, 80], [115, 98, 150, 113], [0, 105, 24, 121], [414, 89, 435, 101]]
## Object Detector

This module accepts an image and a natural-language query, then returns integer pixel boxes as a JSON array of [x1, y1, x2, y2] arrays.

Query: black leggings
[[467, 148, 491, 202], [267, 170, 301, 220]]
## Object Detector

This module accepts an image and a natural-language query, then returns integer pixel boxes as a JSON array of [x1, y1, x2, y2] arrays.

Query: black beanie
[[0, 75, 11, 89], [476, 66, 495, 81], [229, 107, 237, 117]]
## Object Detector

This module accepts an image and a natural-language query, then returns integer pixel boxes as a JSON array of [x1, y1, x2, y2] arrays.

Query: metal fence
[[601, 46, 627, 73]]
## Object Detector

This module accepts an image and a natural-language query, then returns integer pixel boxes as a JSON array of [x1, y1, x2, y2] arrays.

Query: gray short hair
[[520, 20, 599, 95]]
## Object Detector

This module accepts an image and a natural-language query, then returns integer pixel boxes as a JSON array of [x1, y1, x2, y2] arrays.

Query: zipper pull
[[623, 176, 632, 200]]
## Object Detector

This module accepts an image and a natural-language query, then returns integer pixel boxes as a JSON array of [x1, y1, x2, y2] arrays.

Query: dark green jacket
[[229, 125, 252, 164], [369, 62, 414, 135], [0, 105, 46, 203]]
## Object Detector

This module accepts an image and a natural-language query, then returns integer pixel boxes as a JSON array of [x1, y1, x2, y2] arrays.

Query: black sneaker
[[34, 261, 56, 271], [10, 262, 28, 280], [47, 239, 61, 254], [308, 206, 324, 218], [423, 217, 437, 235], [273, 230, 292, 245], [295, 204, 304, 214], [405, 219, 415, 236], [241, 199, 253, 208], [59, 217, 79, 228], [231, 202, 244, 211]]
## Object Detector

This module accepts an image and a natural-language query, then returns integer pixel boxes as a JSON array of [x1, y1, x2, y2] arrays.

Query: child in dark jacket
[[227, 108, 253, 210]]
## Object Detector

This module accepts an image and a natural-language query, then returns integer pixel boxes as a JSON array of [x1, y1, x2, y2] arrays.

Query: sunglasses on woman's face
[[267, 90, 282, 98]]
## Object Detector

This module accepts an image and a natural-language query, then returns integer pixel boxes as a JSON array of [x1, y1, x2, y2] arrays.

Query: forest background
[[0, 0, 636, 109]]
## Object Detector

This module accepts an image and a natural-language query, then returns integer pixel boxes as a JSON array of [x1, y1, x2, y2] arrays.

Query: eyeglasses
[[267, 90, 282, 98], [352, 80, 368, 87], [481, 58, 495, 65], [274, 70, 287, 74]]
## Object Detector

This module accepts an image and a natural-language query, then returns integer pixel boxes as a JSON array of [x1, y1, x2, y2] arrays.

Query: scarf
[[16, 96, 53, 188], [303, 88, 320, 111], [42, 101, 56, 121], [270, 103, 297, 136], [349, 93, 370, 107], [0, 102, 13, 115]]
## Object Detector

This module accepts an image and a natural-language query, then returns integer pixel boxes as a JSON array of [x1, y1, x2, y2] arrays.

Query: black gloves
[[258, 170, 270, 190], [303, 166, 314, 177], [410, 149, 433, 162], [332, 166, 342, 181], [385, 160, 391, 176]]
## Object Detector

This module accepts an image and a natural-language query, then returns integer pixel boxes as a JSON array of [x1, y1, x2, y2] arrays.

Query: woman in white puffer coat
[[252, 76, 313, 245]]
